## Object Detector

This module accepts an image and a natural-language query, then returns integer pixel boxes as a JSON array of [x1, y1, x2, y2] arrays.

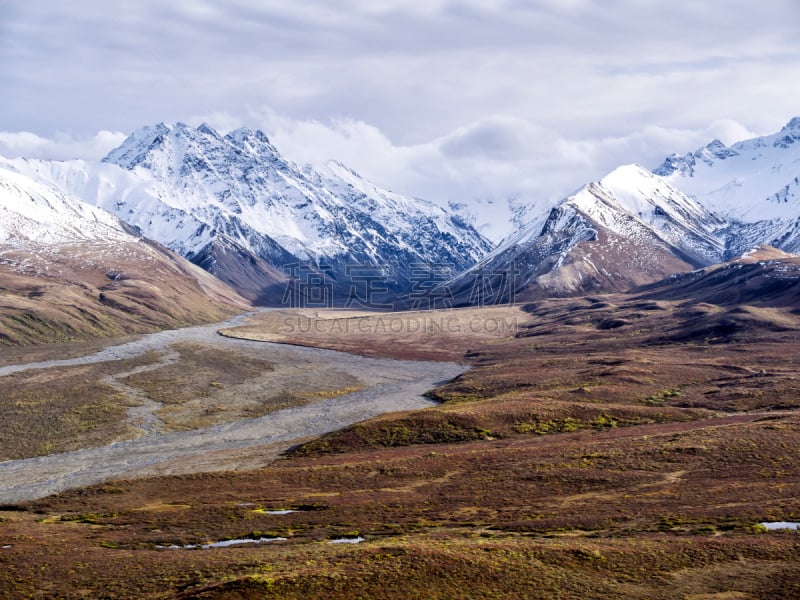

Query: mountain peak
[[196, 122, 221, 138], [589, 163, 662, 196], [224, 128, 279, 157], [104, 122, 284, 176], [0, 166, 130, 245], [102, 122, 171, 168], [226, 127, 270, 143], [173, 122, 224, 142], [653, 153, 688, 177], [441, 159, 728, 303], [653, 118, 800, 252], [698, 139, 738, 162], [603, 163, 651, 180], [88, 120, 493, 301], [781, 116, 800, 132], [652, 137, 738, 178]]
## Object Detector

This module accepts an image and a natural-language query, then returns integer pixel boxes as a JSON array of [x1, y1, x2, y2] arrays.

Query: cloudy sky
[[2, 0, 799, 239]]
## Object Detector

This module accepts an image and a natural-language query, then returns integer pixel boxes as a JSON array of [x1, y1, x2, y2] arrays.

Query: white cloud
[[1, 1, 798, 239], [437, 117, 555, 160], [245, 109, 762, 241], [3, 0, 798, 140], [187, 111, 245, 133], [704, 119, 759, 146], [0, 130, 127, 161]]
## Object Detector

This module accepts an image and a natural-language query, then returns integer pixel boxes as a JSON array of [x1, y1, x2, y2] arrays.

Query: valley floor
[[0, 310, 462, 503], [1, 298, 800, 598]]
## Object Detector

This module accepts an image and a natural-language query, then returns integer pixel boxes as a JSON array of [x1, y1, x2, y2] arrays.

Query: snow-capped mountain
[[446, 194, 552, 244], [0, 155, 219, 258], [5, 122, 491, 304], [0, 165, 246, 344], [440, 165, 730, 303], [8, 116, 799, 309], [655, 116, 800, 254], [436, 118, 800, 305], [0, 167, 133, 247]]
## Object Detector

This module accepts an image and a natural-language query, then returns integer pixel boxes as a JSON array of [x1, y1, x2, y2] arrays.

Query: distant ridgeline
[[3, 117, 800, 307]]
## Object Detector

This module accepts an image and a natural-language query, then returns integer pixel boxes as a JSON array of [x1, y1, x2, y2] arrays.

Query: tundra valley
[[1, 117, 800, 599]]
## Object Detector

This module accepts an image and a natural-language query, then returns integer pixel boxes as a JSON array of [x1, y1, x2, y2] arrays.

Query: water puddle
[[328, 537, 365, 544], [159, 537, 287, 549], [761, 522, 799, 531], [252, 508, 297, 515]]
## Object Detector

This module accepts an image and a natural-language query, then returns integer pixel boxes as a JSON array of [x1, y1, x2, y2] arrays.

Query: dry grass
[[0, 354, 161, 460], [0, 239, 247, 347], [0, 334, 142, 367], [0, 341, 367, 459], [4, 412, 799, 598], [2, 294, 800, 597], [220, 305, 526, 361]]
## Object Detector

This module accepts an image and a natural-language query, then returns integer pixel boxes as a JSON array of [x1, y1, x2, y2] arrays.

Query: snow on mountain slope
[[8, 122, 492, 302], [0, 167, 131, 247], [655, 117, 800, 222], [655, 116, 800, 254], [102, 123, 492, 279], [439, 165, 728, 304], [432, 120, 800, 305], [0, 156, 216, 257], [0, 166, 247, 345], [446, 194, 553, 245], [567, 165, 727, 265]]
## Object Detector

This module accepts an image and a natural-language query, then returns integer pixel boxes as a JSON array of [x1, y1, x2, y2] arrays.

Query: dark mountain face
[[636, 246, 800, 309]]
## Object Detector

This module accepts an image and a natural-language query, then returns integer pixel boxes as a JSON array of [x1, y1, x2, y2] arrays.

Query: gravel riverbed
[[0, 312, 465, 504]]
